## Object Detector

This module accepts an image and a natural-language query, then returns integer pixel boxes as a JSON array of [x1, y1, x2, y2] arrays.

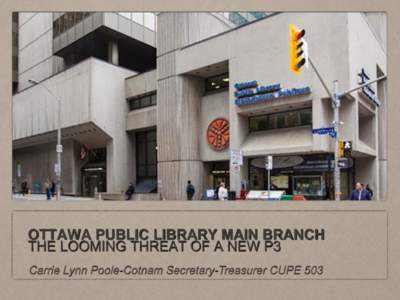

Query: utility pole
[[332, 80, 341, 201], [308, 59, 341, 200], [56, 97, 62, 201]]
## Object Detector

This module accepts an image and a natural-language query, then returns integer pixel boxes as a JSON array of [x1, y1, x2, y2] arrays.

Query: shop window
[[205, 73, 229, 93], [249, 108, 312, 132], [128, 92, 157, 111]]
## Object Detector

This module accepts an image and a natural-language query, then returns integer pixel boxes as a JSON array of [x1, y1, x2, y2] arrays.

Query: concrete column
[[157, 74, 203, 200], [156, 12, 233, 199], [228, 104, 248, 194], [108, 41, 119, 65]]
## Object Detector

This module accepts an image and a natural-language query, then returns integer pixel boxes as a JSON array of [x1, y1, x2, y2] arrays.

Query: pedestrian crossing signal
[[344, 141, 352, 157], [339, 141, 352, 158], [290, 24, 308, 75]]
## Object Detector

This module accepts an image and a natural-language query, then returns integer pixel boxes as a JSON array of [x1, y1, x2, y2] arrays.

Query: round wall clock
[[207, 118, 230, 151]]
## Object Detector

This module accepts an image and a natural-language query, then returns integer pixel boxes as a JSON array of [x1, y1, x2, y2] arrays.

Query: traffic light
[[339, 141, 352, 158], [290, 24, 308, 75], [344, 141, 352, 157], [339, 141, 345, 158]]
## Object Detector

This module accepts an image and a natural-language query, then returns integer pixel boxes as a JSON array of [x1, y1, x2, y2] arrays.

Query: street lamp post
[[28, 79, 62, 201]]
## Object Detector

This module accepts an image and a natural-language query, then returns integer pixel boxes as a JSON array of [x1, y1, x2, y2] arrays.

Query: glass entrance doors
[[81, 165, 106, 197], [81, 148, 107, 197]]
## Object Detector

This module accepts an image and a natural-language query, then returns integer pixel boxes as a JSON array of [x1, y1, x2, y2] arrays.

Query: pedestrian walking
[[350, 182, 371, 200], [51, 180, 56, 197], [45, 179, 52, 200], [186, 180, 195, 200], [218, 182, 228, 201], [239, 184, 248, 200], [214, 181, 221, 200], [21, 180, 27, 196]]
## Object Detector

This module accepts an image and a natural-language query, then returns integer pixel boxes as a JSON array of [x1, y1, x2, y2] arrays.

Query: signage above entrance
[[234, 80, 311, 106]]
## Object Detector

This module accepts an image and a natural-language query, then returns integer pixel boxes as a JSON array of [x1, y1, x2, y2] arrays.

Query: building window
[[249, 108, 312, 132], [136, 129, 157, 182], [205, 73, 229, 93], [87, 148, 106, 163], [53, 12, 94, 38], [128, 92, 157, 111]]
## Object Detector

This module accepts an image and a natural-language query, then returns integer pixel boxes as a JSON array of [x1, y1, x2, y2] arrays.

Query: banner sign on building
[[234, 80, 311, 106], [357, 68, 381, 106]]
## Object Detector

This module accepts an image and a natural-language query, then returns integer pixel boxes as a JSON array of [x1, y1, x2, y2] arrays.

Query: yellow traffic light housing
[[339, 141, 345, 158], [290, 24, 308, 75]]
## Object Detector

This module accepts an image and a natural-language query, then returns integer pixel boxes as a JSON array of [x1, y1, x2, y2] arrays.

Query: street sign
[[54, 163, 61, 175], [312, 127, 337, 138], [338, 157, 353, 169], [230, 149, 243, 166], [357, 68, 381, 106], [56, 144, 63, 153], [265, 155, 273, 170]]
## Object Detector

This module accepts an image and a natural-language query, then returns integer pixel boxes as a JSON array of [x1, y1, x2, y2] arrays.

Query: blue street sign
[[312, 127, 337, 138]]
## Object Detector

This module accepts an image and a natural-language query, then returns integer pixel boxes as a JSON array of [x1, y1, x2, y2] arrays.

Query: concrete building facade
[[12, 12, 387, 200]]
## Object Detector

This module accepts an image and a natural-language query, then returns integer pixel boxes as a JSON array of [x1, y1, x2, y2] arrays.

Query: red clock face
[[207, 118, 230, 151]]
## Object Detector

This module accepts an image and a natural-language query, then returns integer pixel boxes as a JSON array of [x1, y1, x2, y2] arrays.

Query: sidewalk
[[12, 194, 96, 201]]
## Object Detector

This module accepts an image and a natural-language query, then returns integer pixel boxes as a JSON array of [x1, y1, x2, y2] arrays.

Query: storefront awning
[[240, 127, 313, 157]]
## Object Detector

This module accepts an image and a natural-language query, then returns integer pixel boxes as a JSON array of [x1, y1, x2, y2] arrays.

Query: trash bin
[[228, 191, 236, 200]]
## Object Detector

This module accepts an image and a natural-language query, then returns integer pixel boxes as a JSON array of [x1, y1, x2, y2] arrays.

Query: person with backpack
[[366, 184, 373, 199], [186, 180, 195, 200]]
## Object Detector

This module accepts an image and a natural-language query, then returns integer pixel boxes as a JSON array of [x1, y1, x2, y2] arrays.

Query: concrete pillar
[[156, 13, 233, 199], [106, 136, 134, 195], [108, 41, 119, 65], [157, 74, 203, 200]]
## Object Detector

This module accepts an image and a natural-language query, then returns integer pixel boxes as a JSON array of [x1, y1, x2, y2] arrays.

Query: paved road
[[13, 194, 96, 201]]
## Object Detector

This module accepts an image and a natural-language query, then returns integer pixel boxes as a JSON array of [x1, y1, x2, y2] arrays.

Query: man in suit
[[350, 182, 372, 200]]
